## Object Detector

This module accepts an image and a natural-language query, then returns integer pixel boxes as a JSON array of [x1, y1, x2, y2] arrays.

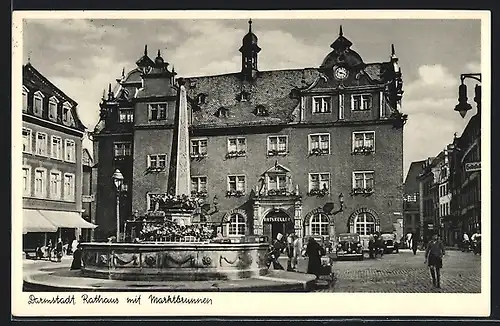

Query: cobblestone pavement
[[312, 250, 481, 293]]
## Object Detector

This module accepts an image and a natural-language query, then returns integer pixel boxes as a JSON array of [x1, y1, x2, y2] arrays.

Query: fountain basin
[[80, 242, 270, 281]]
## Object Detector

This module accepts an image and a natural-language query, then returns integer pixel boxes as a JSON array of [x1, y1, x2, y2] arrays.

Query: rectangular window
[[312, 96, 332, 113], [34, 169, 46, 197], [114, 142, 132, 157], [309, 173, 330, 191], [227, 137, 247, 155], [34, 95, 43, 115], [64, 139, 76, 162], [351, 94, 372, 111], [228, 175, 246, 193], [35, 132, 47, 156], [64, 173, 75, 201], [119, 109, 134, 123], [191, 176, 207, 193], [148, 154, 167, 168], [63, 104, 71, 123], [353, 171, 375, 191], [267, 136, 288, 155], [22, 128, 32, 153], [22, 90, 28, 112], [51, 136, 63, 160], [309, 133, 330, 155], [190, 139, 208, 157], [49, 99, 58, 119], [23, 166, 31, 196], [268, 174, 287, 190], [149, 103, 167, 121], [50, 171, 62, 199], [352, 131, 375, 152]]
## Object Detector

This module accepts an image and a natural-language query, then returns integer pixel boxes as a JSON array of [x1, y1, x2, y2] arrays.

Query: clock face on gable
[[334, 66, 349, 81]]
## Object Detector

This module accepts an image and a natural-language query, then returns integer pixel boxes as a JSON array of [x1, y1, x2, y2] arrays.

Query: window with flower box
[[22, 128, 32, 153], [227, 175, 246, 197], [191, 139, 207, 158], [51, 136, 63, 160], [114, 142, 132, 158], [352, 171, 375, 195], [64, 139, 76, 162], [352, 131, 375, 154], [35, 132, 48, 156], [147, 154, 167, 173], [228, 213, 246, 236], [309, 133, 330, 156], [308, 173, 330, 196], [310, 213, 329, 236], [267, 136, 287, 156], [351, 94, 372, 111], [267, 174, 288, 196], [227, 137, 246, 158], [149, 103, 167, 121], [33, 91, 44, 116], [312, 96, 332, 113], [191, 176, 207, 197]]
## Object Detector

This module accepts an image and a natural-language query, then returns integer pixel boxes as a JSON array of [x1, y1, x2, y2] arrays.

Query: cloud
[[465, 61, 481, 73], [29, 19, 128, 40]]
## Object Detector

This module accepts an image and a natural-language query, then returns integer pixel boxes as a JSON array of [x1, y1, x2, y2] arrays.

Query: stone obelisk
[[175, 79, 191, 196]]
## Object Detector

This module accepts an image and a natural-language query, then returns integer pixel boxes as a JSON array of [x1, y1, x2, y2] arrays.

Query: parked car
[[335, 233, 363, 260], [380, 233, 399, 254]]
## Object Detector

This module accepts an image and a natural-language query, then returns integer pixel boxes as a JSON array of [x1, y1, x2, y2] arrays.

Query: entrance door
[[263, 211, 294, 243]]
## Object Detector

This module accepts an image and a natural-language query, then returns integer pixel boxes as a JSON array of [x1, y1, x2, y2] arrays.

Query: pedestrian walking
[[269, 233, 286, 270], [47, 239, 53, 261], [425, 233, 445, 288], [70, 236, 82, 270], [286, 233, 295, 271], [292, 235, 302, 271], [411, 233, 418, 255], [305, 237, 325, 279], [55, 238, 63, 262]]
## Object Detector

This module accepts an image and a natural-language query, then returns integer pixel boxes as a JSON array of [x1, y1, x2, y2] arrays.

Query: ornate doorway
[[262, 210, 294, 243]]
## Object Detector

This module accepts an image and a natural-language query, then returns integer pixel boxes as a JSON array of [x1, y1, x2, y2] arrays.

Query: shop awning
[[39, 210, 97, 229], [23, 209, 58, 234]]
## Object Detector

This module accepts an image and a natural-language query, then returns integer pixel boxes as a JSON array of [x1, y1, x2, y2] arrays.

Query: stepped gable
[[185, 68, 321, 128]]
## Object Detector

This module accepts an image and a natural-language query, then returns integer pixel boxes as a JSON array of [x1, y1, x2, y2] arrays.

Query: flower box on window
[[190, 152, 208, 159], [350, 187, 374, 196], [226, 150, 246, 158], [307, 188, 329, 197], [145, 166, 166, 175], [267, 188, 289, 196], [149, 194, 200, 210], [191, 190, 208, 198], [267, 149, 287, 156], [352, 146, 374, 155], [309, 148, 329, 156], [226, 190, 245, 197]]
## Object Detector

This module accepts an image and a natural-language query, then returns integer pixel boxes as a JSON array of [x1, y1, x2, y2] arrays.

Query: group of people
[[267, 233, 327, 279], [462, 230, 481, 253], [32, 237, 83, 270]]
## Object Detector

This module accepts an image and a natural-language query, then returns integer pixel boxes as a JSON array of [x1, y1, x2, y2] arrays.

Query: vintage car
[[335, 233, 363, 260], [380, 233, 399, 254]]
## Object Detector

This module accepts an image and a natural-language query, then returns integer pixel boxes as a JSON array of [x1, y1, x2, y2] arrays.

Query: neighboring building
[[449, 111, 481, 237], [417, 157, 435, 243], [91, 23, 406, 247], [82, 147, 94, 241], [22, 63, 95, 250], [403, 159, 425, 237], [431, 149, 453, 245]]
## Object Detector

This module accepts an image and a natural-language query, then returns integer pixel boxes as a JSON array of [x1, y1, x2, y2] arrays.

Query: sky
[[21, 17, 482, 176]]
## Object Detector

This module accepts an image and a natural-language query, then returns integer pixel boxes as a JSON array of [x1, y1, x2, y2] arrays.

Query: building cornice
[[23, 114, 85, 137], [134, 124, 175, 130]]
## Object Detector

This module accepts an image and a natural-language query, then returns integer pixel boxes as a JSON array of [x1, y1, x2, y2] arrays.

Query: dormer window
[[237, 91, 250, 102], [62, 102, 72, 124], [215, 106, 229, 118], [48, 97, 59, 121], [197, 93, 207, 105], [189, 79, 197, 88], [254, 105, 269, 116], [33, 91, 44, 116], [22, 86, 29, 112]]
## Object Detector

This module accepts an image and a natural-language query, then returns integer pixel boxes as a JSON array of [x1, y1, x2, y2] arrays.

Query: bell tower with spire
[[239, 19, 261, 80]]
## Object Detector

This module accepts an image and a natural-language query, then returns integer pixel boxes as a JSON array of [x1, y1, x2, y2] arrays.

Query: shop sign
[[465, 162, 481, 172], [146, 211, 166, 218], [82, 194, 95, 203], [264, 216, 292, 223]]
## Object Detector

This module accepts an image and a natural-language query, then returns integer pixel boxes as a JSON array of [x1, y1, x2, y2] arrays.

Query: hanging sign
[[465, 162, 481, 172]]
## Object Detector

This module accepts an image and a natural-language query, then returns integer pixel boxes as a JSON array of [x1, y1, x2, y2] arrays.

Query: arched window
[[228, 213, 245, 236], [354, 212, 376, 235], [310, 213, 329, 236]]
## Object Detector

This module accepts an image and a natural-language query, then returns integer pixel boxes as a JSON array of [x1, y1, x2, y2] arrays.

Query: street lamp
[[112, 169, 124, 242], [454, 73, 481, 118]]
